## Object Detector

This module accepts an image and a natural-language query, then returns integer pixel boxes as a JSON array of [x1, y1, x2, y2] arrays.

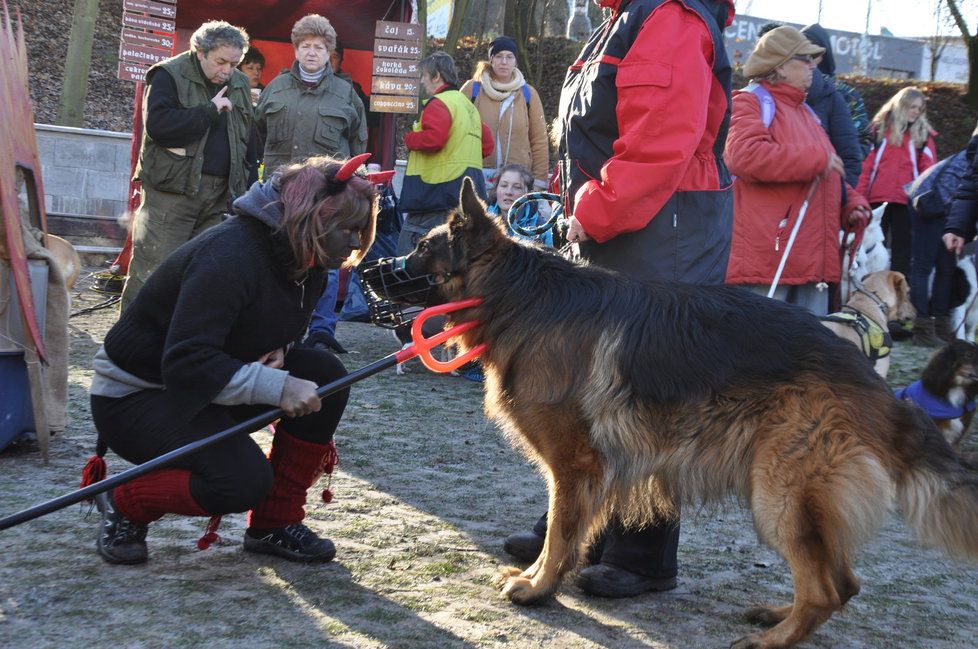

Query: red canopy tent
[[113, 0, 413, 273]]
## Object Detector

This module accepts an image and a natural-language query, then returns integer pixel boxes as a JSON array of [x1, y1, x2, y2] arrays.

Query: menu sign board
[[122, 11, 175, 33], [371, 76, 420, 96], [118, 0, 177, 83], [121, 27, 173, 51], [123, 0, 176, 19], [372, 58, 420, 78], [369, 21, 422, 114]]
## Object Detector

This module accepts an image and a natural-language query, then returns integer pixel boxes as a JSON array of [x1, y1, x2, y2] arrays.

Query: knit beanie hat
[[488, 36, 518, 60], [744, 26, 825, 78]]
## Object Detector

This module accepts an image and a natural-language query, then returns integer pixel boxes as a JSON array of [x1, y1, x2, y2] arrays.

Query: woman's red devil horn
[[335, 153, 371, 182]]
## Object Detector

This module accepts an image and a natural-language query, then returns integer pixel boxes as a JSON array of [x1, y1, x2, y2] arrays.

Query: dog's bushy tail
[[894, 405, 978, 558]]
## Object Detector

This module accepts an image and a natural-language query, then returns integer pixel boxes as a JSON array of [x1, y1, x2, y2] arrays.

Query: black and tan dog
[[363, 180, 978, 649], [896, 340, 978, 451], [820, 270, 915, 378]]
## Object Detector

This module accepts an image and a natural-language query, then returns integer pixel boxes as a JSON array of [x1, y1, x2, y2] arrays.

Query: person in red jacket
[[856, 86, 937, 283], [725, 26, 870, 316], [504, 0, 737, 599]]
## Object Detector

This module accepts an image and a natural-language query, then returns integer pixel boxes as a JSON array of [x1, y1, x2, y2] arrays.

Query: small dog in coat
[[896, 340, 978, 451]]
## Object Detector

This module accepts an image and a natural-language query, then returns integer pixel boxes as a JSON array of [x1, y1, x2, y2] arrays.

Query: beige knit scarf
[[479, 68, 526, 101]]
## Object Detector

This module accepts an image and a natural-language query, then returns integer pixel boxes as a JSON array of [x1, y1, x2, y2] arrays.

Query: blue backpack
[[471, 81, 532, 106], [744, 83, 819, 128]]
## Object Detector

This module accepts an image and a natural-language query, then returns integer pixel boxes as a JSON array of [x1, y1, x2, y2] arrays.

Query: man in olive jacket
[[255, 14, 367, 176], [124, 21, 255, 310]]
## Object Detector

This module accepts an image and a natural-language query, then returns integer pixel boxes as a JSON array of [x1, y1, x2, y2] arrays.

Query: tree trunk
[[417, 0, 428, 57], [504, 0, 518, 37], [967, 36, 978, 108], [942, 0, 977, 107], [57, 0, 99, 127], [476, 0, 492, 45], [443, 0, 471, 56]]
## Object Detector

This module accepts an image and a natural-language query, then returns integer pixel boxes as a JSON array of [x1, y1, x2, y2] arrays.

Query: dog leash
[[768, 178, 821, 298], [507, 191, 565, 238]]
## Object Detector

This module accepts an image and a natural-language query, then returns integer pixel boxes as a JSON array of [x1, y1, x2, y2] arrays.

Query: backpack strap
[[744, 82, 775, 129], [471, 81, 531, 106]]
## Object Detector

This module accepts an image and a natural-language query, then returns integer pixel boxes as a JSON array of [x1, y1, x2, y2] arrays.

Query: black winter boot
[[912, 316, 944, 347], [576, 517, 680, 598], [934, 315, 956, 343], [503, 513, 605, 564], [95, 491, 148, 565]]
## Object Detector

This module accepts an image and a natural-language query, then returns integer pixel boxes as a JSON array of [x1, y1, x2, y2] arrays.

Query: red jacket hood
[[600, 0, 735, 25]]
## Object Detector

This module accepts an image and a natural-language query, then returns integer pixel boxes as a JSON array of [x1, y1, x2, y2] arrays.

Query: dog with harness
[[820, 270, 915, 378]]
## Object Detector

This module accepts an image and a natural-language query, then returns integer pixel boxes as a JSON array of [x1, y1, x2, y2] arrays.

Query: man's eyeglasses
[[791, 54, 816, 64]]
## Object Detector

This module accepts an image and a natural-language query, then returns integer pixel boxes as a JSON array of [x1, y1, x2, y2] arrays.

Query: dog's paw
[[744, 604, 791, 627], [729, 634, 765, 649], [501, 575, 549, 605], [493, 566, 522, 588]]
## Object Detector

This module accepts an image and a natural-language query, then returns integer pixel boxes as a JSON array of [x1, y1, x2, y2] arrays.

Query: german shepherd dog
[[364, 180, 978, 649]]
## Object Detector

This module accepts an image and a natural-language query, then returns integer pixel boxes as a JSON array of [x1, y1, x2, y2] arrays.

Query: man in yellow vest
[[124, 21, 256, 310], [398, 52, 494, 254]]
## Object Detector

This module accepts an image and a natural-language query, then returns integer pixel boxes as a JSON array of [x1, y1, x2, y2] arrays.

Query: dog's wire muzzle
[[360, 257, 451, 329]]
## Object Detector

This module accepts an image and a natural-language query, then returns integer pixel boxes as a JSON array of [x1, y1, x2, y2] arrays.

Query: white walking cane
[[767, 178, 822, 298]]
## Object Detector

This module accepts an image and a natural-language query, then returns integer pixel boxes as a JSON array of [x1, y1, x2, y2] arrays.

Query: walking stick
[[0, 299, 485, 532], [768, 178, 822, 298]]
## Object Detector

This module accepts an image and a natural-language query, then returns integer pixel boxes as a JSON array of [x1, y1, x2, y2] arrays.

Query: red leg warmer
[[113, 468, 210, 525], [248, 429, 329, 530]]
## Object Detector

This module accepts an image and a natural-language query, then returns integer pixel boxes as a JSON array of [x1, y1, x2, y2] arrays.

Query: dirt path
[[1, 271, 976, 648]]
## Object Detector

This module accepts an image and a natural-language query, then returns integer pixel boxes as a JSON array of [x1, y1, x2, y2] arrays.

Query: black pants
[[878, 202, 913, 283], [90, 346, 349, 514], [909, 206, 956, 317]]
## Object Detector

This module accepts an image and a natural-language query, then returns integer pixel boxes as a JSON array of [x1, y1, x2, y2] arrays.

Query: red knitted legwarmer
[[248, 428, 329, 530], [113, 468, 209, 525]]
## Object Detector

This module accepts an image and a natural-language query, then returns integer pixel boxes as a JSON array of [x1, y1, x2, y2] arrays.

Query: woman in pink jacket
[[856, 86, 937, 282], [725, 26, 870, 316]]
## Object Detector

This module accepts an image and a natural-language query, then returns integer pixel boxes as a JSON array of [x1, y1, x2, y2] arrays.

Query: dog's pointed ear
[[459, 176, 484, 218], [448, 176, 495, 236]]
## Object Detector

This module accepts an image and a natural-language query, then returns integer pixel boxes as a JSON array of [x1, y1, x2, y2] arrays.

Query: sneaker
[[243, 523, 336, 563], [95, 491, 148, 565]]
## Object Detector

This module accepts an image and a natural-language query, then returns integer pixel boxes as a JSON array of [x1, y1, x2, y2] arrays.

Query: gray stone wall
[[35, 124, 132, 218]]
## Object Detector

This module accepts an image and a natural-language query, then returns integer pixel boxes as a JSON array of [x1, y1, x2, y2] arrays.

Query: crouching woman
[[88, 155, 377, 565]]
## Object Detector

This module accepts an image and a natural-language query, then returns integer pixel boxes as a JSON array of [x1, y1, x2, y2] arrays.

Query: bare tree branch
[[945, 0, 972, 39]]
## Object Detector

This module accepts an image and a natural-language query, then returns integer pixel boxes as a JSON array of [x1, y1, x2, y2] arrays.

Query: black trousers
[[878, 202, 913, 284], [90, 346, 349, 515]]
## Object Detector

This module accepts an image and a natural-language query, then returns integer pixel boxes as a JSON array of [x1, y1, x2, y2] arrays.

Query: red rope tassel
[[196, 515, 223, 550], [79, 455, 107, 502], [321, 440, 339, 504]]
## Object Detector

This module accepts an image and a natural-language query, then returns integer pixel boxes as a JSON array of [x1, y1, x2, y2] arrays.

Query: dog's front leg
[[499, 470, 605, 605]]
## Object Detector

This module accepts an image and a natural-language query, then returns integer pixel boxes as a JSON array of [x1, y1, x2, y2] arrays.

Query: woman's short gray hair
[[291, 14, 336, 50], [420, 51, 459, 87], [190, 21, 249, 55]]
